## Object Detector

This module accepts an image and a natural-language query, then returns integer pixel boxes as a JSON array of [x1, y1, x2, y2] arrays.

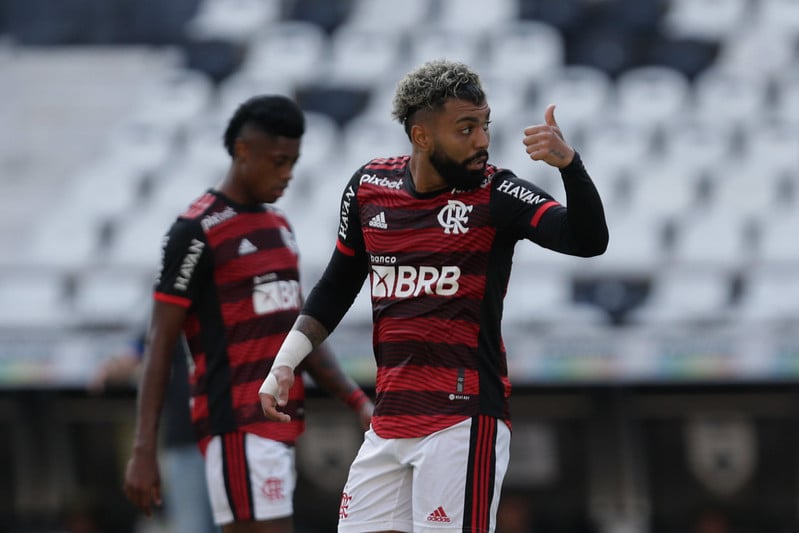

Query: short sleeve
[[154, 218, 211, 308]]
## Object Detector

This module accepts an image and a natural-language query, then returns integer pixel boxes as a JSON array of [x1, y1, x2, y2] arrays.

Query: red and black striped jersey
[[307, 154, 607, 438], [155, 190, 306, 448]]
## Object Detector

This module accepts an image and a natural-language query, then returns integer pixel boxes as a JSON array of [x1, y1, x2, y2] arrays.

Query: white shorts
[[204, 432, 295, 525], [338, 415, 511, 533]]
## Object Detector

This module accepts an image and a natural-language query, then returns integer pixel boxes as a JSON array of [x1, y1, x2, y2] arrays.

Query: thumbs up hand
[[522, 104, 576, 169]]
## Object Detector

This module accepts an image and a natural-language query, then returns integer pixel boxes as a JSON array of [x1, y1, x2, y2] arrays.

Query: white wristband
[[258, 330, 313, 396]]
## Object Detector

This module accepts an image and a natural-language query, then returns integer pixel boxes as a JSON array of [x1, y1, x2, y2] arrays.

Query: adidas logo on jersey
[[427, 506, 451, 523], [238, 238, 258, 255], [368, 211, 388, 229]]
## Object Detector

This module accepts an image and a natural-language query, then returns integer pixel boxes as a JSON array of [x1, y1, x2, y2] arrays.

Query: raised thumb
[[545, 103, 557, 127]]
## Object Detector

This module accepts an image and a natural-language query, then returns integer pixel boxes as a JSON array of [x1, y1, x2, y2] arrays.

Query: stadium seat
[[503, 269, 608, 328], [661, 0, 749, 41], [576, 206, 670, 277], [290, 111, 343, 180], [148, 158, 224, 217], [566, 24, 641, 78], [216, 72, 295, 120], [60, 157, 146, 222], [361, 66, 418, 119], [295, 82, 371, 127], [17, 213, 103, 270], [752, 210, 799, 268], [71, 268, 151, 327], [102, 205, 179, 273], [240, 21, 328, 87], [434, 0, 518, 32], [534, 65, 613, 136], [643, 36, 720, 80], [669, 210, 753, 272], [691, 68, 769, 128], [128, 70, 215, 133], [733, 268, 799, 324], [738, 120, 799, 177], [325, 24, 404, 87], [480, 74, 534, 125], [518, 0, 585, 34], [406, 28, 486, 74], [627, 160, 701, 221], [580, 119, 657, 180], [771, 71, 799, 126], [184, 0, 281, 42], [283, 0, 353, 35], [757, 0, 799, 38], [482, 20, 565, 84], [706, 159, 785, 220], [0, 271, 71, 329], [614, 66, 691, 127], [714, 25, 796, 79], [346, 0, 433, 32], [659, 116, 736, 175], [625, 268, 734, 326], [339, 114, 410, 171]]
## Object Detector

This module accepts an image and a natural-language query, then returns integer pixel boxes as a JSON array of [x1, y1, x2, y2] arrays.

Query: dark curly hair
[[223, 95, 305, 156]]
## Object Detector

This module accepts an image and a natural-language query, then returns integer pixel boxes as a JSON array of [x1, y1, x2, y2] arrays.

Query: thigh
[[337, 428, 415, 533], [205, 432, 295, 526], [411, 416, 511, 532]]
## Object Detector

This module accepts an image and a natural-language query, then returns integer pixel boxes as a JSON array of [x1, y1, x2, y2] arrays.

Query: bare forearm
[[132, 350, 171, 453], [293, 314, 331, 348], [304, 344, 359, 401]]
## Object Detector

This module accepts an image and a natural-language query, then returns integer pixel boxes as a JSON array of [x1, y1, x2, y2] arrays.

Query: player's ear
[[233, 137, 249, 161], [410, 123, 431, 152]]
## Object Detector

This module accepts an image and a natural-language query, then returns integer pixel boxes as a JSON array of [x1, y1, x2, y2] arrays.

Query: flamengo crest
[[437, 200, 472, 234]]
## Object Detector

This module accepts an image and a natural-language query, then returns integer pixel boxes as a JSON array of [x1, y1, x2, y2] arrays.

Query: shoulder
[[178, 191, 218, 221], [362, 155, 410, 173], [354, 156, 409, 191]]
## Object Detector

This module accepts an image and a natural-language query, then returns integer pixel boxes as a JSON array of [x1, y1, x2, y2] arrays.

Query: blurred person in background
[[124, 95, 373, 533], [259, 59, 608, 532], [92, 332, 217, 533]]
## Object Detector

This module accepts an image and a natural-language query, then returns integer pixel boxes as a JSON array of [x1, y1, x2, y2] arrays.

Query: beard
[[429, 146, 489, 191]]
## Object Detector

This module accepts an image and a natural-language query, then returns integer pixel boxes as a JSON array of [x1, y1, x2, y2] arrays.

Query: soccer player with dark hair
[[259, 60, 609, 532], [124, 95, 373, 533]]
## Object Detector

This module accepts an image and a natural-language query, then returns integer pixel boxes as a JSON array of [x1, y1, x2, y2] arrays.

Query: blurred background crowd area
[[1, 0, 799, 532]]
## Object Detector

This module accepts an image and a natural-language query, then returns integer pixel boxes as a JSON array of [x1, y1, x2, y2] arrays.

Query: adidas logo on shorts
[[427, 506, 451, 523]]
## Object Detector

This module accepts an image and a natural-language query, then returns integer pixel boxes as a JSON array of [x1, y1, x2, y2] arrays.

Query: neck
[[216, 167, 249, 205], [409, 151, 448, 194]]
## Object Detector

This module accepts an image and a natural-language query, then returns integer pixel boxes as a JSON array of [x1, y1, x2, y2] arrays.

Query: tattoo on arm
[[294, 314, 330, 348]]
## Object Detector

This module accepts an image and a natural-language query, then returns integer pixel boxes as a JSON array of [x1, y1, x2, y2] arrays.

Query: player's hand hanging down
[[522, 104, 576, 169], [259, 365, 295, 422]]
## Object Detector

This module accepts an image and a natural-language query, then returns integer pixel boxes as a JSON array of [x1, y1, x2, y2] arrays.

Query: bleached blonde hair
[[391, 59, 485, 136]]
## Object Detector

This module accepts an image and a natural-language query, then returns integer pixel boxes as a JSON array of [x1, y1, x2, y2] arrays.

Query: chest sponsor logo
[[371, 265, 460, 298], [253, 279, 301, 315], [201, 206, 236, 231], [437, 200, 472, 234], [174, 238, 205, 291], [360, 173, 402, 190], [497, 179, 549, 205]]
